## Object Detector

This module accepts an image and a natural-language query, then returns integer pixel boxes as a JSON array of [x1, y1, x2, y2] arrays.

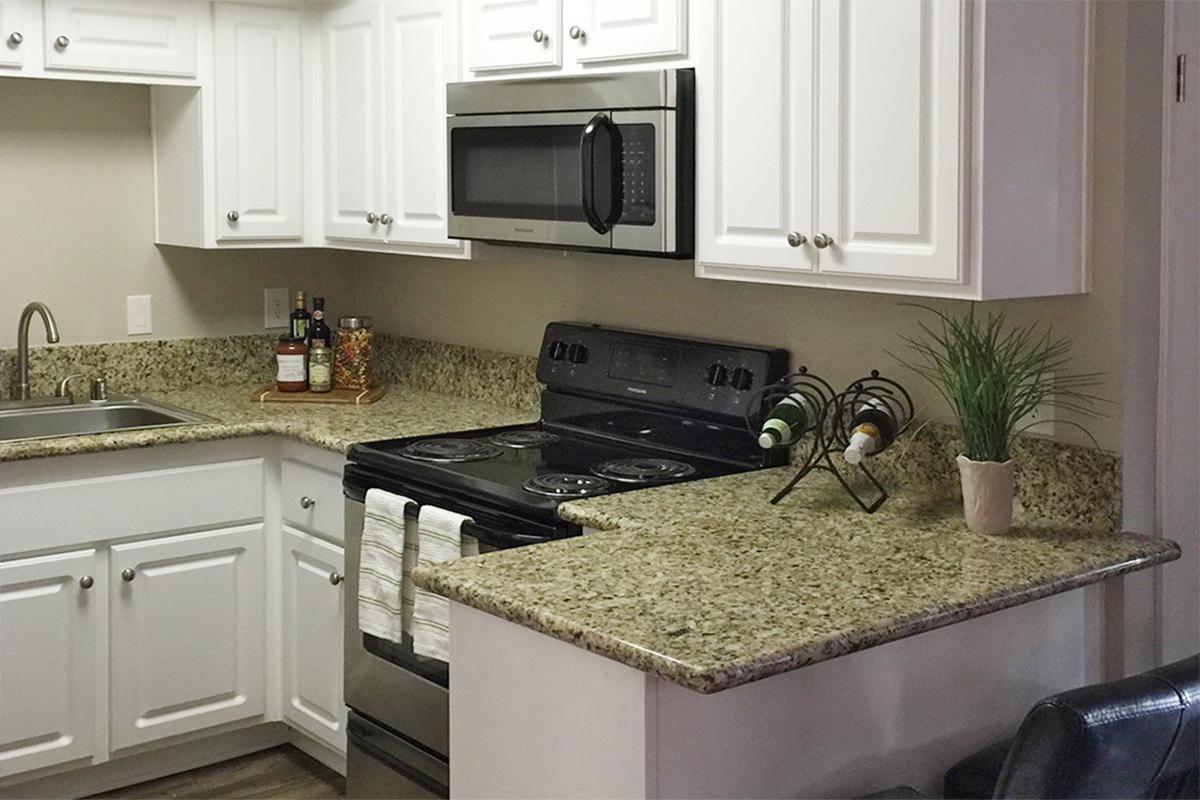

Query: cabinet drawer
[[281, 460, 343, 542], [43, 0, 198, 77], [0, 459, 264, 555]]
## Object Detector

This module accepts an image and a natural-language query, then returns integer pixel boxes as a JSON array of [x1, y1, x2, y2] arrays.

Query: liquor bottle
[[308, 296, 332, 348], [290, 291, 311, 341], [758, 392, 817, 449], [843, 395, 907, 464]]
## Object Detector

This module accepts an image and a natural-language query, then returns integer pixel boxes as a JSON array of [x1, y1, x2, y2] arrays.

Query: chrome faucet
[[15, 302, 60, 401]]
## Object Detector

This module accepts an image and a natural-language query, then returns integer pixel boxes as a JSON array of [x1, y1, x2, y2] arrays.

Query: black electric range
[[344, 322, 790, 545]]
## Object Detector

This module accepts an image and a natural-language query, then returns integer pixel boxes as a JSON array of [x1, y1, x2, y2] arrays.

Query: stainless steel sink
[[0, 398, 215, 443]]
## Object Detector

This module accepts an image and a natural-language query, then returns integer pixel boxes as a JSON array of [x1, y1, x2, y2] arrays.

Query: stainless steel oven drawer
[[347, 712, 448, 800]]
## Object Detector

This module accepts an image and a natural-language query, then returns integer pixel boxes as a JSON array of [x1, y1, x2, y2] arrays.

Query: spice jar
[[333, 316, 374, 390], [308, 343, 332, 393], [275, 335, 308, 392]]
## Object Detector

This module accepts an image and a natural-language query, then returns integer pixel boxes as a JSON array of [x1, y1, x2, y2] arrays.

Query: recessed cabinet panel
[[214, 4, 304, 242], [281, 527, 346, 754], [0, 0, 26, 69], [570, 0, 686, 64], [110, 525, 266, 750], [0, 549, 99, 778], [324, 3, 385, 243], [466, 0, 560, 72], [696, 0, 815, 274], [816, 0, 962, 281], [43, 0, 197, 77], [382, 0, 458, 246]]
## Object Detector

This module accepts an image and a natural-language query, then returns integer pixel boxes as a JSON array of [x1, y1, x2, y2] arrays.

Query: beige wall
[[0, 2, 1127, 451], [0, 78, 360, 349]]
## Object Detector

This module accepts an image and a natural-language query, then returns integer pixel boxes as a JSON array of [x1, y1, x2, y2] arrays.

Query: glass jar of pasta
[[333, 316, 375, 390]]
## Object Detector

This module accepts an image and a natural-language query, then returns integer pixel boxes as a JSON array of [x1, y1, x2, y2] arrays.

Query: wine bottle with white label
[[843, 395, 908, 464], [758, 392, 817, 449]]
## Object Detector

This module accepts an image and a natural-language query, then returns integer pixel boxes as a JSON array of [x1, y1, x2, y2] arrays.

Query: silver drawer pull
[[121, 568, 136, 582], [300, 496, 316, 509], [55, 34, 69, 49], [329, 571, 343, 586], [79, 575, 94, 589], [532, 29, 546, 44], [7, 32, 23, 46]]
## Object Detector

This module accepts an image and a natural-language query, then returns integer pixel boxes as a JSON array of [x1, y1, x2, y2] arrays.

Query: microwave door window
[[451, 125, 586, 222]]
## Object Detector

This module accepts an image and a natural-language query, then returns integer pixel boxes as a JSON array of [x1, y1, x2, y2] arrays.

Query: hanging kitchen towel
[[411, 505, 477, 661], [358, 488, 415, 644]]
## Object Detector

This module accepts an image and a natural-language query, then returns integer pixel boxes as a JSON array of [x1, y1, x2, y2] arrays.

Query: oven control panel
[[537, 322, 789, 419]]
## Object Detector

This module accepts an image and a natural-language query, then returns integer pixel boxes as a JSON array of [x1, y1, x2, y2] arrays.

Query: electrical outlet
[[1017, 372, 1057, 438], [264, 288, 289, 329], [126, 295, 152, 335]]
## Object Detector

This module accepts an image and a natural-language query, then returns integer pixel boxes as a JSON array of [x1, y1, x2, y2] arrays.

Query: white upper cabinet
[[696, 0, 815, 278], [109, 525, 266, 749], [381, 0, 457, 246], [696, 0, 1093, 299], [323, 1, 385, 243], [0, 549, 99, 778], [214, 3, 304, 242], [465, 0, 559, 73], [568, 0, 686, 64], [0, 0, 27, 69], [43, 0, 198, 77]]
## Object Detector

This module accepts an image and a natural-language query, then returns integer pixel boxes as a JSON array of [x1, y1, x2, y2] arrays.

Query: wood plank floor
[[88, 746, 345, 800]]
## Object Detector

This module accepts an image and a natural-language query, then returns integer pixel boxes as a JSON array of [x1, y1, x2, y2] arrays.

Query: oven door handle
[[580, 113, 622, 235]]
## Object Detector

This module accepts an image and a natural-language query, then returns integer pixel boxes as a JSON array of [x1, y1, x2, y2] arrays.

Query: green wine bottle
[[758, 393, 816, 448]]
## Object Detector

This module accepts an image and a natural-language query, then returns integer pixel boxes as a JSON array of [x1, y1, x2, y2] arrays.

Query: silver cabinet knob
[[121, 568, 136, 582], [79, 575, 94, 589], [8, 32, 23, 46], [329, 571, 343, 586], [226, 210, 239, 223], [55, 34, 69, 49], [379, 213, 393, 225], [568, 26, 584, 40], [300, 496, 316, 509], [532, 29, 546, 43], [812, 233, 834, 249], [365, 212, 378, 224], [786, 232, 807, 247]]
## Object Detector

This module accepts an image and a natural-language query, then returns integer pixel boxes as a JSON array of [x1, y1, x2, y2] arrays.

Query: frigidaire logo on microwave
[[625, 386, 648, 395], [514, 227, 535, 234]]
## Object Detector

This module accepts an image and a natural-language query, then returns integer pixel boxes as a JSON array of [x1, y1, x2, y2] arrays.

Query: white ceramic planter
[[956, 455, 1015, 535]]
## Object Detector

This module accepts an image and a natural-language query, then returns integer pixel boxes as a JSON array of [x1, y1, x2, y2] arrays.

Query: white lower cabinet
[[0, 549, 100, 778], [281, 527, 346, 754], [109, 525, 267, 750]]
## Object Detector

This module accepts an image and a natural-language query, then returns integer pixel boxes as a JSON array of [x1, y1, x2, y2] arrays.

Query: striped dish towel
[[358, 488, 416, 644], [411, 505, 478, 661]]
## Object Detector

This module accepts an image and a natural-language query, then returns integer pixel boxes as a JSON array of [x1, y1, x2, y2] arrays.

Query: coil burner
[[593, 458, 696, 484], [523, 473, 612, 498], [489, 430, 562, 449], [398, 439, 502, 463]]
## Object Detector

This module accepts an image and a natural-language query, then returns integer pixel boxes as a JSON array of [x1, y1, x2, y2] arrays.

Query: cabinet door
[[0, 549, 99, 778], [323, 2, 386, 243], [42, 0, 197, 77], [380, 0, 459, 248], [281, 527, 346, 754], [465, 0, 560, 73], [816, 0, 962, 282], [110, 525, 266, 750], [214, 3, 304, 242], [567, 0, 686, 64], [0, 0, 26, 69], [695, 0, 816, 278]]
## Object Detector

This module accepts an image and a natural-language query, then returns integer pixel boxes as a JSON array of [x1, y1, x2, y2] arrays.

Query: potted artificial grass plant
[[897, 306, 1103, 535]]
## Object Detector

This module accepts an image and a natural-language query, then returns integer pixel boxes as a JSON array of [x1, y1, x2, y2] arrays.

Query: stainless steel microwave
[[446, 68, 694, 258]]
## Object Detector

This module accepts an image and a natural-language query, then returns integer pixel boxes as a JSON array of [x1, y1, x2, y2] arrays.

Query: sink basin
[[0, 399, 214, 443]]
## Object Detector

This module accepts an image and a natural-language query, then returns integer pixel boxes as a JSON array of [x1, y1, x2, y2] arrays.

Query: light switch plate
[[264, 288, 289, 329], [126, 295, 152, 336]]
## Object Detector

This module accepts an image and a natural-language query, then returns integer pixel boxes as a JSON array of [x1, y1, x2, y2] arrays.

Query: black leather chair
[[865, 655, 1198, 799], [945, 654, 1199, 799]]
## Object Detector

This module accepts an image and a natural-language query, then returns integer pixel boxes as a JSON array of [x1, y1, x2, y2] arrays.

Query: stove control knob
[[548, 340, 568, 361], [705, 363, 728, 386], [567, 343, 589, 364], [730, 367, 754, 391]]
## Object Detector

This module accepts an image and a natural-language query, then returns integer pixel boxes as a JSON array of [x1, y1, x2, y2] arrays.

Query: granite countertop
[[0, 383, 536, 463], [414, 468, 1180, 694]]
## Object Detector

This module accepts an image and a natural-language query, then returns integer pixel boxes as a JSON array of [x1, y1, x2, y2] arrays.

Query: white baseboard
[[287, 729, 347, 777]]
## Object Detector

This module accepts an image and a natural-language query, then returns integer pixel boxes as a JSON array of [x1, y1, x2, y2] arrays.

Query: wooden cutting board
[[252, 385, 385, 405]]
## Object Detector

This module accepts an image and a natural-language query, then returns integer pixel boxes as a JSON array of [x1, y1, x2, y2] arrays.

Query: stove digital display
[[608, 342, 677, 387]]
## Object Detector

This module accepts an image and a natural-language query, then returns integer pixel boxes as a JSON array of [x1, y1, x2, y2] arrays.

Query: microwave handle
[[580, 113, 622, 235]]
